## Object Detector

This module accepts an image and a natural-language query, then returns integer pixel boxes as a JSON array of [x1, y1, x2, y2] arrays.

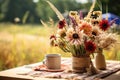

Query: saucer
[[46, 68, 64, 72], [33, 64, 68, 72]]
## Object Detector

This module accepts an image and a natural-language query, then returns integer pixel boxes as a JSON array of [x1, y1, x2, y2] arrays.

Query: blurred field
[[0, 23, 120, 71]]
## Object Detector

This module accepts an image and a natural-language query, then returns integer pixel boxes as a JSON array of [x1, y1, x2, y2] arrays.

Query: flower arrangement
[[48, 1, 118, 57]]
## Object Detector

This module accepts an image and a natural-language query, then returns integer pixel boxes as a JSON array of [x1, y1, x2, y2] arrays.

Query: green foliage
[[95, 0, 120, 15], [22, 11, 30, 24], [0, 0, 90, 23], [36, 0, 83, 21], [0, 0, 120, 23], [0, 0, 39, 23]]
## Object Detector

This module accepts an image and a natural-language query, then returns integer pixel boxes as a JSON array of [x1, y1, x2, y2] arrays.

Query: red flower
[[58, 19, 66, 29], [85, 41, 96, 53], [50, 35, 56, 40], [99, 19, 110, 31]]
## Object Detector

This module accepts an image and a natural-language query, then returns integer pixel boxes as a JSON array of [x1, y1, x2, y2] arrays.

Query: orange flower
[[79, 21, 92, 36]]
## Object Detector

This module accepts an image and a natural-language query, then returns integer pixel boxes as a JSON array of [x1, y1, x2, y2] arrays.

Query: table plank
[[0, 58, 120, 80], [102, 71, 120, 80], [0, 67, 34, 80]]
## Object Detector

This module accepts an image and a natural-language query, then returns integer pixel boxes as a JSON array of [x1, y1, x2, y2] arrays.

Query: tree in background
[[36, 0, 83, 21], [0, 0, 120, 24], [0, 0, 84, 23], [0, 0, 39, 23], [94, 0, 120, 15], [107, 0, 120, 16]]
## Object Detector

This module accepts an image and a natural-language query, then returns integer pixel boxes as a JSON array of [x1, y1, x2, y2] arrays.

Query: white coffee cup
[[43, 54, 61, 69]]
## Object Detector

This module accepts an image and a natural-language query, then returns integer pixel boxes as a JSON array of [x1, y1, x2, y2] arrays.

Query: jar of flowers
[[47, 1, 118, 73]]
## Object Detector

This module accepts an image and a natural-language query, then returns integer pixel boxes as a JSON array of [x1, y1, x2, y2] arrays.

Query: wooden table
[[0, 58, 120, 80]]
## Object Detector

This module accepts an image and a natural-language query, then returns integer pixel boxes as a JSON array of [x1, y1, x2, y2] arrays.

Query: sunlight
[[76, 0, 88, 3], [33, 0, 39, 3]]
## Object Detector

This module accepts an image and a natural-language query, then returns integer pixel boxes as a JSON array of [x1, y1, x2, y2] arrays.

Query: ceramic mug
[[43, 54, 61, 69]]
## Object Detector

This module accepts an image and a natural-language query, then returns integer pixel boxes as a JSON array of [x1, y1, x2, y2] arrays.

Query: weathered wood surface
[[0, 58, 120, 80]]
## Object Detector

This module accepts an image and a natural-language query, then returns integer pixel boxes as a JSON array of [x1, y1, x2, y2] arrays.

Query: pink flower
[[66, 28, 83, 45], [99, 19, 110, 31]]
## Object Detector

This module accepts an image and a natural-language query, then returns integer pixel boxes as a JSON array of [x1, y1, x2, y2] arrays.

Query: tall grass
[[0, 23, 119, 71], [0, 23, 71, 71]]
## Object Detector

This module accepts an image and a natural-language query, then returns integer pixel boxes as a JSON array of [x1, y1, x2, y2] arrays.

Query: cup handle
[[42, 59, 46, 66]]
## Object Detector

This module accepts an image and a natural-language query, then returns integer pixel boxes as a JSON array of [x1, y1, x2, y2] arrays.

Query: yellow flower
[[69, 11, 78, 18], [69, 11, 81, 25], [92, 26, 102, 36], [56, 29, 66, 38], [90, 11, 102, 19], [91, 19, 100, 26]]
